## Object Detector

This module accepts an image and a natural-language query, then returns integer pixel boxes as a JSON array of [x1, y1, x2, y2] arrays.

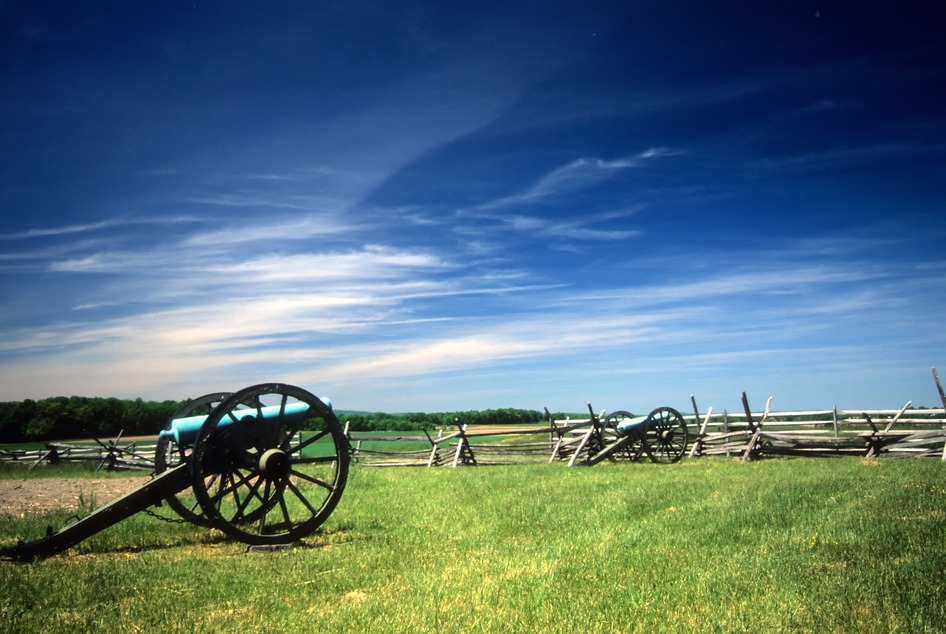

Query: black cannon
[[1, 383, 349, 562]]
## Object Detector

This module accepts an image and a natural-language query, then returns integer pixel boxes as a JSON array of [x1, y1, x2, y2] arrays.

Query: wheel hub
[[259, 448, 291, 480]]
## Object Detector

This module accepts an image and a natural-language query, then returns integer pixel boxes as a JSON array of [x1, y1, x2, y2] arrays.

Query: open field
[[2, 458, 945, 632]]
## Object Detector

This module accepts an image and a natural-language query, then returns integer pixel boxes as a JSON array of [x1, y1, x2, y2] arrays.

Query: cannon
[[569, 404, 689, 465], [0, 383, 349, 562]]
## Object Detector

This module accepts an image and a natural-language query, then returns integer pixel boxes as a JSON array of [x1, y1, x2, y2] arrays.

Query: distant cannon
[[1, 383, 349, 562], [552, 404, 689, 465]]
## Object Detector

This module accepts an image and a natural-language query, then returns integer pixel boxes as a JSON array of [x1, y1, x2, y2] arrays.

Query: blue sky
[[1, 1, 945, 413]]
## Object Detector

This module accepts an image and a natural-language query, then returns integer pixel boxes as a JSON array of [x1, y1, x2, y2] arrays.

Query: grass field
[[1, 457, 945, 633]]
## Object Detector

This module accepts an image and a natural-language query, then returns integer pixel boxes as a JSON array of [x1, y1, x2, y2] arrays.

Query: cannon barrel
[[614, 414, 648, 435], [159, 401, 314, 446]]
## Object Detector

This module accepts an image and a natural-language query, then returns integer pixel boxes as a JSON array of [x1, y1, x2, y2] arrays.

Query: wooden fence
[[346, 418, 597, 468], [349, 368, 946, 466], [0, 438, 158, 471], [346, 402, 946, 467], [686, 397, 946, 461]]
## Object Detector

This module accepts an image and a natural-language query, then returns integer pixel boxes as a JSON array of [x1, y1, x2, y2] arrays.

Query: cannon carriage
[[1, 383, 349, 562]]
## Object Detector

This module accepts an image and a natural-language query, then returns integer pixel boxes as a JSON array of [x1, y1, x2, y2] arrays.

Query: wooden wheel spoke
[[234, 473, 267, 522], [256, 480, 272, 533], [206, 472, 231, 506], [291, 454, 338, 465], [264, 394, 290, 449], [223, 473, 246, 510], [285, 478, 322, 516], [278, 493, 292, 527], [211, 469, 261, 513], [288, 467, 334, 491], [288, 428, 330, 455], [187, 497, 203, 515]]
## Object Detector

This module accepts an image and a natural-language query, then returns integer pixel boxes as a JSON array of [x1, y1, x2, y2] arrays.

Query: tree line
[[340, 408, 549, 432], [0, 397, 184, 443], [0, 397, 565, 443]]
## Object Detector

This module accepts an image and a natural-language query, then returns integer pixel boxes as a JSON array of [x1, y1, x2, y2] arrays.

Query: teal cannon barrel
[[159, 398, 331, 447], [614, 414, 649, 436]]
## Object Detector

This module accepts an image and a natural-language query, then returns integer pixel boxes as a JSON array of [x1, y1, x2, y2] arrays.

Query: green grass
[[2, 458, 946, 632], [348, 427, 551, 454], [348, 431, 434, 454], [0, 461, 140, 480]]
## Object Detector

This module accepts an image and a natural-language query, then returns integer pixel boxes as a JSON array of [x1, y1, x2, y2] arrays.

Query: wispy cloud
[[753, 141, 941, 173], [185, 194, 323, 211], [0, 216, 199, 240], [182, 214, 359, 247], [208, 246, 447, 283], [244, 166, 339, 182], [456, 206, 643, 245], [476, 148, 678, 211]]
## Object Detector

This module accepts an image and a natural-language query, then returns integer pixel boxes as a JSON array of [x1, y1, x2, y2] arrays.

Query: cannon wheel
[[603, 411, 644, 461], [642, 407, 688, 463], [190, 383, 349, 546], [154, 392, 232, 526], [154, 392, 265, 525]]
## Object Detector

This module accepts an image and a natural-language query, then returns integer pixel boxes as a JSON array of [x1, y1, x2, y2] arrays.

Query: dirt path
[[0, 476, 150, 517]]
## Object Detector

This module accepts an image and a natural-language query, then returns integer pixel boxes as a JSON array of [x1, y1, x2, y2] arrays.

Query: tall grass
[[2, 458, 945, 632]]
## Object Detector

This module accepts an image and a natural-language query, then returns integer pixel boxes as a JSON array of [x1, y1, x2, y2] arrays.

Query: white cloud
[[0, 216, 199, 241], [476, 148, 675, 211]]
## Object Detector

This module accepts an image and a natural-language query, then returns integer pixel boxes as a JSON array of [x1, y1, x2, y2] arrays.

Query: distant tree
[[0, 399, 34, 443], [23, 397, 70, 440]]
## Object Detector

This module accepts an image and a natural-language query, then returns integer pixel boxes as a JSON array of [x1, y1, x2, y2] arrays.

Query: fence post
[[883, 401, 912, 434], [932, 368, 946, 461], [423, 429, 442, 467], [688, 395, 703, 458], [548, 416, 569, 463], [688, 406, 713, 459], [568, 425, 597, 467], [451, 420, 476, 467], [864, 413, 882, 458], [723, 411, 730, 457], [741, 395, 771, 462]]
